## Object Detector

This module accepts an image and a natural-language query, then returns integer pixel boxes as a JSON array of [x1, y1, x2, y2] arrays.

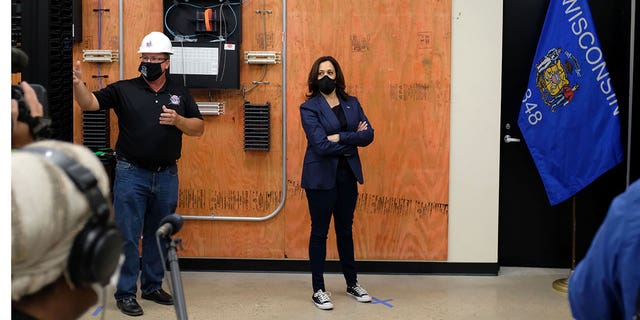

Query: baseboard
[[178, 258, 499, 275]]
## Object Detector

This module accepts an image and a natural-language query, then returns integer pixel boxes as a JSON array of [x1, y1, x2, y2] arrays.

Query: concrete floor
[[81, 267, 573, 320]]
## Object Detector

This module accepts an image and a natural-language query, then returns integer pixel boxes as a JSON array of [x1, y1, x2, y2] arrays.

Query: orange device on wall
[[204, 8, 213, 32]]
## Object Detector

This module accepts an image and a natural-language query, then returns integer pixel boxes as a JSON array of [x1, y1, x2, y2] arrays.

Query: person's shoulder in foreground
[[568, 179, 640, 320]]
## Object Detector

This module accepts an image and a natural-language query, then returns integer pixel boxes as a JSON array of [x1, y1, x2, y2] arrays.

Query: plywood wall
[[73, 0, 450, 261]]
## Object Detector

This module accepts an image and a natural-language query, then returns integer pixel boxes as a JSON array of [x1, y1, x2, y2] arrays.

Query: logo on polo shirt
[[170, 95, 180, 105]]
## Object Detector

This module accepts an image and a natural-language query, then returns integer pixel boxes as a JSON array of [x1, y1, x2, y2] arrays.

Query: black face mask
[[138, 61, 165, 81], [317, 75, 336, 95]]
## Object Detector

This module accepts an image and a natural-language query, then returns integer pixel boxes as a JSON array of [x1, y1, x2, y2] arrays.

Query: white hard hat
[[138, 32, 173, 54]]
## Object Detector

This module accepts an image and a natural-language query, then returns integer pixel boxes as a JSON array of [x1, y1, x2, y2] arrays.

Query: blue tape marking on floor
[[92, 306, 103, 316], [371, 296, 394, 308]]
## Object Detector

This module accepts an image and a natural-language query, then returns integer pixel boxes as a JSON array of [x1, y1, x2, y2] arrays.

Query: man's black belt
[[116, 155, 175, 172]]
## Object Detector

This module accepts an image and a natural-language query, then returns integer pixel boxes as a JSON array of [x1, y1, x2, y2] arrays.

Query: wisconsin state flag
[[518, 0, 624, 205]]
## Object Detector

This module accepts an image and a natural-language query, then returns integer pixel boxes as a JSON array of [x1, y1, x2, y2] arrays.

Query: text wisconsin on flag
[[518, 0, 624, 205]]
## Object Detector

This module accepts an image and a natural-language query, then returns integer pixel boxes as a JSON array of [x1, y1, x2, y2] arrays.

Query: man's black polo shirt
[[93, 76, 203, 167]]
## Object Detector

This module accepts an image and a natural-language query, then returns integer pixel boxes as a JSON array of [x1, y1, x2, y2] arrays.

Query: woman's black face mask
[[317, 75, 336, 95], [138, 61, 165, 81]]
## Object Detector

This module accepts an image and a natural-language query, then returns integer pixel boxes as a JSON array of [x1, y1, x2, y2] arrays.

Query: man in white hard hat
[[72, 31, 204, 316]]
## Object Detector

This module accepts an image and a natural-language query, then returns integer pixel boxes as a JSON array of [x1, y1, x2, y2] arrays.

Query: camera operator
[[11, 47, 52, 149], [11, 81, 50, 148]]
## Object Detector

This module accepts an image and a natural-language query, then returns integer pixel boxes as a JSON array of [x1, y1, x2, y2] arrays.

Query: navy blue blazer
[[300, 94, 374, 190]]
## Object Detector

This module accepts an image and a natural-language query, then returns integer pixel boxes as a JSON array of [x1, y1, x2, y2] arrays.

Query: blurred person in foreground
[[568, 179, 640, 320], [12, 140, 123, 320]]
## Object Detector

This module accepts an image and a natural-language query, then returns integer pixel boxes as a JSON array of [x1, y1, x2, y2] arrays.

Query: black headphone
[[23, 145, 123, 287]]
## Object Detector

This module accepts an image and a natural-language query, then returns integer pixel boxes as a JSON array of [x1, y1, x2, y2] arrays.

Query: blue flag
[[518, 0, 624, 205]]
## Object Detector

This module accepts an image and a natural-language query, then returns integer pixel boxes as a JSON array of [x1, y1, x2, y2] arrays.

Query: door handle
[[504, 135, 521, 143]]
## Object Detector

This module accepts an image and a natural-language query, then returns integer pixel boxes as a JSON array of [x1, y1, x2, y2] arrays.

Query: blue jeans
[[305, 166, 359, 292], [113, 159, 178, 300]]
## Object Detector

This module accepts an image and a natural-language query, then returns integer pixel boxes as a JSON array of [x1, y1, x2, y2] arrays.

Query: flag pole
[[552, 0, 635, 294], [627, 0, 636, 189], [552, 196, 576, 293]]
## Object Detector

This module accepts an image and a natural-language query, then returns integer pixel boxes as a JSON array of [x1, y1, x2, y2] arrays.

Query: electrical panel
[[163, 0, 242, 89]]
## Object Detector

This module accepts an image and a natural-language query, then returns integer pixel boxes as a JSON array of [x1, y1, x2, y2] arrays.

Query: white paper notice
[[170, 46, 219, 76]]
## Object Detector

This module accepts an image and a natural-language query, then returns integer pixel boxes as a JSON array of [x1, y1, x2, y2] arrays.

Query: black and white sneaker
[[312, 289, 334, 310], [347, 283, 372, 302]]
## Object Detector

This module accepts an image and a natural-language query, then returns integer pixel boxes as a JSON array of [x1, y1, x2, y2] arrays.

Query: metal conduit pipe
[[181, 0, 287, 221], [119, 0, 124, 80]]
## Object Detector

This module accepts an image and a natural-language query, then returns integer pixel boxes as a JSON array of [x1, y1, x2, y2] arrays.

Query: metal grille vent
[[82, 110, 110, 151], [244, 102, 270, 151]]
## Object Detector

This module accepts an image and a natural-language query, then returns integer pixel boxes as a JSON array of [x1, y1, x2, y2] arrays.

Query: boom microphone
[[156, 214, 184, 238]]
